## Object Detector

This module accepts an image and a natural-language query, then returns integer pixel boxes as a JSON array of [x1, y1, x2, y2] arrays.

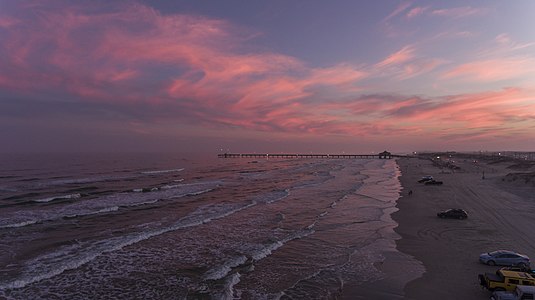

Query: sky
[[1, 0, 535, 154]]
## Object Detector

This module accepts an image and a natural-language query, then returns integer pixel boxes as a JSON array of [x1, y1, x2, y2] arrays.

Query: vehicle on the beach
[[491, 285, 535, 300], [424, 179, 443, 185], [480, 250, 530, 267], [479, 269, 535, 292], [437, 208, 467, 219], [418, 176, 433, 183], [501, 266, 535, 275]]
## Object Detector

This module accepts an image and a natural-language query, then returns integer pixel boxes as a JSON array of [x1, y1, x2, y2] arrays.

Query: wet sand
[[393, 155, 535, 299]]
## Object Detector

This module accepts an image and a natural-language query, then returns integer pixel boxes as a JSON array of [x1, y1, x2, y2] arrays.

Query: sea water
[[0, 153, 418, 299]]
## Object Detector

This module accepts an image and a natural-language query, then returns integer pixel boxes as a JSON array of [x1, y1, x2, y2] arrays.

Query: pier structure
[[218, 151, 396, 159]]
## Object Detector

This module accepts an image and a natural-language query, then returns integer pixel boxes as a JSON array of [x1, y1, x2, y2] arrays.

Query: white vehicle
[[490, 285, 535, 300]]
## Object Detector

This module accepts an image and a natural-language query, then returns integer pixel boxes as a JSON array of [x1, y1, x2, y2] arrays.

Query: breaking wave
[[141, 168, 184, 175]]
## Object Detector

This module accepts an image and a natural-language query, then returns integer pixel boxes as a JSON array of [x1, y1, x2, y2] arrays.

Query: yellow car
[[479, 269, 535, 292]]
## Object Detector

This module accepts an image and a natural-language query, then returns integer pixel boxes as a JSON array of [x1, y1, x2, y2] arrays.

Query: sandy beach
[[393, 154, 535, 299]]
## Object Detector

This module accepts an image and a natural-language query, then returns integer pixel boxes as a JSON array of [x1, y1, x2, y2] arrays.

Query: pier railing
[[218, 153, 400, 159]]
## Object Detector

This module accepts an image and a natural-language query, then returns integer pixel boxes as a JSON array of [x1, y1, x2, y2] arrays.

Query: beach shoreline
[[392, 154, 535, 299]]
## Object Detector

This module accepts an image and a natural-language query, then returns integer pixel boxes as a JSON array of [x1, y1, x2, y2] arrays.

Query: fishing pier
[[218, 151, 395, 159]]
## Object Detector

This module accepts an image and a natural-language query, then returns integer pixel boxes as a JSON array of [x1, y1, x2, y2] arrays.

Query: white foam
[[34, 193, 81, 203], [0, 181, 221, 228], [306, 221, 318, 230], [0, 199, 258, 290], [199, 226, 316, 298], [160, 184, 180, 189], [64, 206, 119, 218], [41, 175, 137, 187], [159, 179, 187, 189], [204, 256, 248, 280], [251, 228, 314, 261], [251, 241, 284, 261], [187, 188, 214, 196], [141, 168, 184, 175], [252, 189, 289, 204], [0, 220, 38, 229], [128, 200, 159, 207], [220, 273, 241, 300], [0, 186, 18, 192]]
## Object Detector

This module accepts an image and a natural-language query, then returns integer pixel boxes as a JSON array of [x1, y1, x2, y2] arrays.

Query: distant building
[[379, 151, 392, 159]]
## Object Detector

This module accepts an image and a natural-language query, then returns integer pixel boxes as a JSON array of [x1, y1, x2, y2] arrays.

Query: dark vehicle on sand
[[425, 179, 443, 185], [418, 176, 433, 183], [437, 208, 468, 219]]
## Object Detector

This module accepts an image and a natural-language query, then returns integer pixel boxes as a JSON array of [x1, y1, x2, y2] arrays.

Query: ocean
[[0, 153, 421, 299]]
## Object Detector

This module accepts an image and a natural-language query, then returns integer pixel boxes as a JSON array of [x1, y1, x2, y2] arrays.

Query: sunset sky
[[1, 0, 535, 153]]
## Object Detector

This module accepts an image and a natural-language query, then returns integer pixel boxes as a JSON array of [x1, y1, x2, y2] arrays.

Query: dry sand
[[393, 154, 535, 299]]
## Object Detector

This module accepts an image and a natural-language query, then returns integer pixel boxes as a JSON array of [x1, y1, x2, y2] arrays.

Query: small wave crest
[[204, 256, 248, 281], [64, 206, 119, 219], [220, 273, 241, 300], [34, 193, 81, 203], [42, 175, 137, 186], [141, 168, 184, 175], [1, 175, 140, 192], [252, 189, 289, 204], [160, 180, 185, 190], [202, 227, 314, 289], [0, 220, 38, 228], [0, 186, 18, 192]]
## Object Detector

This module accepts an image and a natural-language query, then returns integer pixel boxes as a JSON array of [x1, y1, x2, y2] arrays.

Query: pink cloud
[[443, 57, 535, 82], [431, 6, 487, 18], [0, 15, 20, 28], [399, 58, 446, 79], [492, 33, 535, 52], [383, 1, 413, 23], [406, 7, 428, 19], [433, 31, 475, 40], [1, 1, 374, 114], [380, 1, 417, 37], [307, 88, 535, 142], [375, 46, 415, 68], [389, 88, 535, 129], [495, 33, 511, 45], [1, 1, 534, 147], [307, 65, 367, 87], [373, 46, 444, 79], [220, 86, 535, 143]]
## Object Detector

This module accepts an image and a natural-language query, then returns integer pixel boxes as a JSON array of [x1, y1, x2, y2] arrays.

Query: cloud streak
[[431, 6, 487, 18], [443, 57, 535, 82]]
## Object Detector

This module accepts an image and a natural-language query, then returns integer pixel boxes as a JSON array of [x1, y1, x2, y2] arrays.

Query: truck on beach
[[479, 269, 535, 292], [490, 285, 535, 300]]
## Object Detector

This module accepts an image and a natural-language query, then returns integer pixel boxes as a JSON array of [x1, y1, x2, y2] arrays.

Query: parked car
[[491, 285, 535, 300], [437, 208, 468, 219], [418, 175, 434, 183], [501, 266, 535, 275], [425, 179, 443, 185], [479, 250, 530, 267], [479, 269, 535, 292]]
